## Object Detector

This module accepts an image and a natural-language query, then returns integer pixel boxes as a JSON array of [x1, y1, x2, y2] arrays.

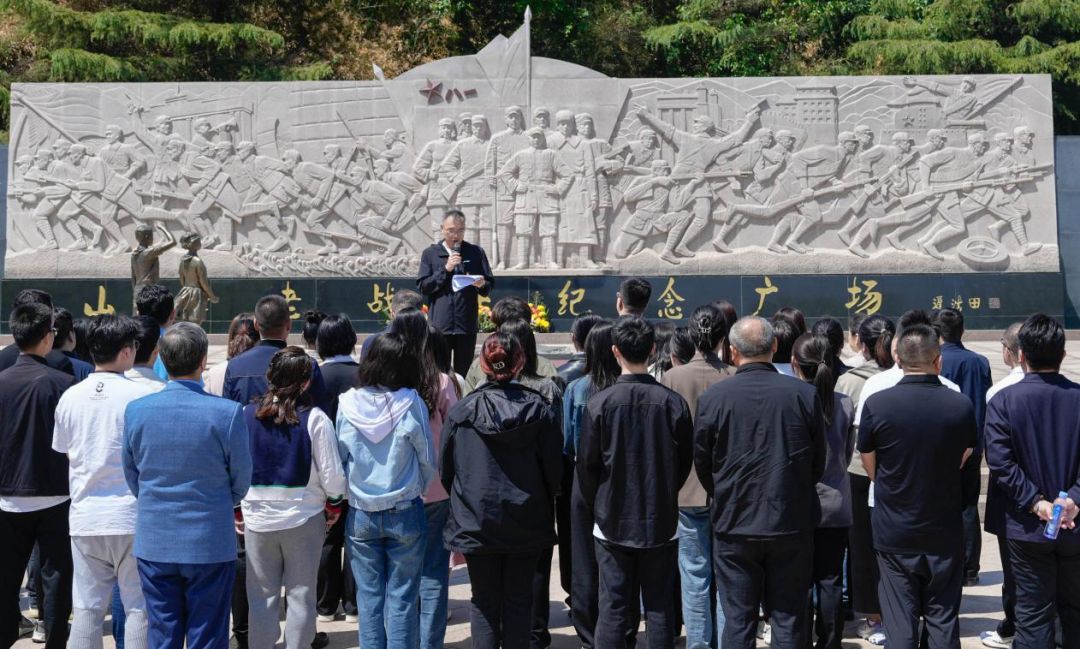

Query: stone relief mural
[[4, 19, 1058, 278]]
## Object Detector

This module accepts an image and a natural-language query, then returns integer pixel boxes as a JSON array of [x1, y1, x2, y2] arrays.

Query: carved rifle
[[136, 188, 242, 223], [727, 176, 877, 223], [899, 166, 1052, 209], [845, 151, 921, 216], [669, 170, 751, 182]]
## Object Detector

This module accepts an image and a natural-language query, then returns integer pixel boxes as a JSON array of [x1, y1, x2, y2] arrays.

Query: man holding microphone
[[417, 209, 495, 376]]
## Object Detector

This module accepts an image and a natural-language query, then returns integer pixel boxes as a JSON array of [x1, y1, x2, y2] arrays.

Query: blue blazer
[[223, 340, 330, 412], [985, 372, 1080, 544], [123, 380, 252, 564]]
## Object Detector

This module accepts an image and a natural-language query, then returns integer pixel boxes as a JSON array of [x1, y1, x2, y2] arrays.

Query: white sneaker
[[344, 614, 358, 624], [868, 629, 887, 646], [316, 614, 335, 623], [31, 620, 45, 643], [981, 631, 1014, 648], [762, 622, 772, 646], [858, 619, 883, 639]]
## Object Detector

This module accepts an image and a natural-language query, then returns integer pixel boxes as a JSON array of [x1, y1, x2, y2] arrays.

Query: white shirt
[[203, 361, 228, 396], [241, 407, 348, 533], [0, 496, 69, 513], [854, 365, 962, 427], [124, 365, 166, 392], [51, 372, 155, 535], [986, 366, 1024, 403]]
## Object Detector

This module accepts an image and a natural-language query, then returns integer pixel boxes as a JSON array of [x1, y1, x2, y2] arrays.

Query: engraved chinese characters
[[4, 38, 1058, 278]]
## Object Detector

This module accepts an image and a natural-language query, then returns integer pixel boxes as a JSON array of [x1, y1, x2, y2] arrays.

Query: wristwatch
[[1030, 494, 1045, 514]]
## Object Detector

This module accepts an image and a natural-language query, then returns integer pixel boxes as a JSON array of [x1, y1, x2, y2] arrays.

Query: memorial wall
[[0, 18, 1067, 331]]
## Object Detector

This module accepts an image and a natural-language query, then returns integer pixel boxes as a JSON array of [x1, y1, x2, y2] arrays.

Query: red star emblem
[[419, 79, 443, 104]]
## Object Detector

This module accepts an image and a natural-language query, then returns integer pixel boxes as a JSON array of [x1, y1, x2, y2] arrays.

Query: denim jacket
[[336, 386, 436, 512]]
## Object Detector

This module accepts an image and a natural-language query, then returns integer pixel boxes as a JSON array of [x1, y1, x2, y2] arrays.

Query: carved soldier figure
[[486, 105, 529, 268], [844, 132, 921, 257], [551, 110, 597, 267], [374, 158, 425, 218], [442, 114, 494, 252], [981, 131, 1042, 256], [234, 141, 298, 253], [55, 144, 114, 253], [533, 107, 558, 145], [20, 149, 79, 251], [99, 124, 147, 183], [577, 112, 623, 263], [611, 160, 697, 264], [346, 165, 412, 256], [498, 127, 572, 269], [174, 233, 219, 325], [379, 128, 408, 172], [710, 129, 795, 252], [131, 223, 177, 310], [291, 144, 357, 254], [854, 124, 875, 152], [633, 103, 761, 255], [51, 138, 74, 167], [190, 118, 218, 154], [458, 113, 473, 140], [623, 127, 662, 173], [1013, 125, 1036, 166], [414, 117, 458, 231], [903, 76, 979, 123], [912, 131, 997, 259], [764, 131, 860, 254], [131, 114, 178, 174], [184, 141, 245, 251]]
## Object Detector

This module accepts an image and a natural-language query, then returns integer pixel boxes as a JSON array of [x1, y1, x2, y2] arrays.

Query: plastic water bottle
[[1044, 490, 1070, 540]]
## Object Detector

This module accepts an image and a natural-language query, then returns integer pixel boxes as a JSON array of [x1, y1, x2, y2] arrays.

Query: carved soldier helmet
[[891, 131, 914, 143], [534, 107, 550, 118], [555, 109, 575, 123], [967, 131, 988, 145], [526, 126, 547, 145], [458, 112, 472, 122], [194, 117, 212, 131], [34, 147, 53, 159], [505, 105, 525, 119], [775, 129, 795, 141], [470, 114, 489, 125], [237, 140, 256, 153], [993, 132, 1013, 143], [438, 117, 455, 128], [1014, 125, 1032, 139], [755, 128, 775, 140], [575, 112, 594, 124], [693, 115, 716, 131], [926, 129, 945, 141], [838, 131, 858, 143], [638, 127, 656, 140], [854, 124, 873, 135]]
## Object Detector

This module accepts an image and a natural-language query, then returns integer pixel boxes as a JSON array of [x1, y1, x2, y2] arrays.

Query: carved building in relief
[[4, 18, 1059, 279]]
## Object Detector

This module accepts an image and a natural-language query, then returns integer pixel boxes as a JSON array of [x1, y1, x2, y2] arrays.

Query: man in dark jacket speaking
[[417, 209, 495, 376]]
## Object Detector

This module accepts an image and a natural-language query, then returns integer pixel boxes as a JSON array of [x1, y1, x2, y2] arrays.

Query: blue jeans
[[420, 500, 451, 649], [678, 507, 724, 648], [347, 498, 426, 649], [111, 583, 125, 649], [136, 559, 235, 649]]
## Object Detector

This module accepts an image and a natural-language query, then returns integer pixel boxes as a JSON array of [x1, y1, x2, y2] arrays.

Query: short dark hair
[[1001, 321, 1023, 355], [316, 314, 357, 359], [133, 316, 161, 365], [613, 316, 655, 364], [158, 322, 208, 377], [848, 313, 867, 335], [932, 308, 964, 343], [135, 284, 174, 326], [773, 306, 806, 335], [898, 308, 931, 334], [770, 317, 798, 363], [255, 295, 291, 334], [358, 332, 421, 391], [72, 318, 92, 362], [13, 289, 52, 309], [11, 303, 54, 351], [491, 296, 531, 328], [810, 318, 845, 359], [51, 307, 74, 350], [570, 314, 604, 350], [87, 315, 139, 365], [1018, 313, 1066, 371], [301, 310, 327, 347], [391, 289, 424, 315], [896, 324, 940, 368], [619, 278, 652, 315]]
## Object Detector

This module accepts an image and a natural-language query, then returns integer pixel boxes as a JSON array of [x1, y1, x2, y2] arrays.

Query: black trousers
[[996, 535, 1017, 638], [1009, 538, 1080, 649], [808, 527, 848, 649], [961, 454, 982, 579], [532, 547, 553, 649], [595, 539, 678, 649], [317, 502, 357, 616], [445, 333, 478, 378], [556, 457, 574, 601], [875, 550, 962, 649], [467, 552, 541, 649], [231, 533, 248, 647], [0, 502, 72, 649], [848, 473, 880, 615], [713, 531, 814, 649]]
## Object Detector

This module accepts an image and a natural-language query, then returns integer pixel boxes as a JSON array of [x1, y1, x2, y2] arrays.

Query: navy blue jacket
[[223, 340, 330, 413], [985, 372, 1080, 544], [416, 241, 493, 335], [940, 342, 992, 438]]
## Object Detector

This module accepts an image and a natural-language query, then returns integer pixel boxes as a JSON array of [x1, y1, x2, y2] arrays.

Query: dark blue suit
[[985, 372, 1080, 647], [940, 341, 992, 581], [416, 240, 493, 376], [223, 339, 329, 412]]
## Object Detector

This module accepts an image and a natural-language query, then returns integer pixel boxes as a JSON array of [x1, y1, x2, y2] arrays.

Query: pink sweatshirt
[[423, 373, 461, 503]]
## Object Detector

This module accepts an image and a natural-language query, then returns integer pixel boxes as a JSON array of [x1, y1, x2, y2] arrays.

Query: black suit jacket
[[694, 362, 826, 537], [416, 241, 494, 335]]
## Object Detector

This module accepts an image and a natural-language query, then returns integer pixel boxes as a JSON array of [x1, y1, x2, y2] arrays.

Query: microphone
[[452, 244, 464, 274]]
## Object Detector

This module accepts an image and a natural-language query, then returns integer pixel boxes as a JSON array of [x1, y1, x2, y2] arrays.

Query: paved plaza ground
[[16, 339, 1080, 649]]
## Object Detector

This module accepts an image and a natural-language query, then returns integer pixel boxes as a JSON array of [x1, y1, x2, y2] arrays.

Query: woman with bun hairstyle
[[440, 333, 562, 649], [660, 304, 733, 648], [791, 334, 855, 649]]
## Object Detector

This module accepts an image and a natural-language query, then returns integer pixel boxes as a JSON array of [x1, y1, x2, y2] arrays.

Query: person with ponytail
[[660, 304, 734, 647], [441, 333, 562, 649], [336, 333, 436, 649], [791, 334, 855, 649], [240, 347, 347, 649], [834, 314, 894, 645]]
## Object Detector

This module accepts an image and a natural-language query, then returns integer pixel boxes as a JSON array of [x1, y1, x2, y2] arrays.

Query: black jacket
[[0, 355, 76, 496], [320, 360, 360, 423], [0, 345, 74, 375], [441, 381, 563, 554], [557, 352, 586, 384], [694, 362, 826, 537], [578, 374, 694, 548], [416, 240, 494, 335]]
